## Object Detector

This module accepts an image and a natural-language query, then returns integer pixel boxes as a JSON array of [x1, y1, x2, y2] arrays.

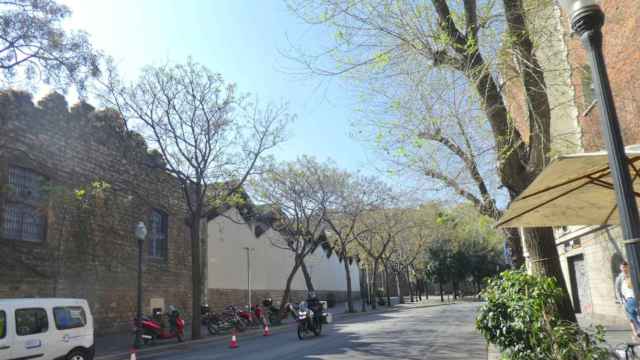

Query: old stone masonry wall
[[0, 91, 193, 334]]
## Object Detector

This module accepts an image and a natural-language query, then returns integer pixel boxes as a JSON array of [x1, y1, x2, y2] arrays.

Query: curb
[[95, 324, 291, 360]]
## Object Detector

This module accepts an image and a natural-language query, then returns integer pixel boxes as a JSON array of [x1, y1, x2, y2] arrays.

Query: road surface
[[132, 302, 486, 360]]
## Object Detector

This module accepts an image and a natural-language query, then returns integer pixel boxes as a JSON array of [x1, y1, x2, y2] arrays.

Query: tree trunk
[[396, 272, 404, 304], [452, 280, 459, 300], [425, 279, 429, 300], [279, 260, 303, 317], [300, 260, 315, 292], [342, 255, 354, 312], [190, 210, 203, 340], [505, 228, 525, 268], [439, 280, 444, 302], [523, 227, 576, 322], [360, 267, 367, 312], [384, 267, 391, 307], [371, 261, 379, 310], [407, 267, 414, 303]]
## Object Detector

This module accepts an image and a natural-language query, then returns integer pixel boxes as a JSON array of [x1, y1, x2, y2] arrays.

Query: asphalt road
[[134, 302, 487, 360]]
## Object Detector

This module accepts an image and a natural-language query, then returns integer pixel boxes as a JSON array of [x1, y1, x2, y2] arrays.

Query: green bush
[[476, 270, 608, 360]]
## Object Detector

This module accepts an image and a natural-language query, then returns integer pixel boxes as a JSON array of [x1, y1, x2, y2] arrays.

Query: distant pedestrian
[[615, 260, 640, 337]]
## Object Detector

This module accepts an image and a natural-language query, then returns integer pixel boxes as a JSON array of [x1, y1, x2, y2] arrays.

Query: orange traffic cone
[[229, 330, 238, 349], [263, 324, 271, 336], [129, 349, 137, 360]]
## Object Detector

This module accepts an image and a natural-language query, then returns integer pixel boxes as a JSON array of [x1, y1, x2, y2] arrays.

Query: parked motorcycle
[[292, 302, 325, 340], [137, 305, 185, 344], [201, 305, 220, 335]]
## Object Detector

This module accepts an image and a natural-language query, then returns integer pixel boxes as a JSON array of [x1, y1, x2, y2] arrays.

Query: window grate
[[2, 203, 45, 241], [3, 166, 47, 242]]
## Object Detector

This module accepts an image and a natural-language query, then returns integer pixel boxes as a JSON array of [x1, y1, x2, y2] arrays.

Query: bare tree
[[286, 0, 574, 321], [0, 0, 101, 93], [250, 156, 336, 315], [101, 59, 290, 339]]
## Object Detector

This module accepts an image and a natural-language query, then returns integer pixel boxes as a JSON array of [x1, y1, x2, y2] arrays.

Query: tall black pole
[[134, 237, 144, 349], [572, 6, 640, 299]]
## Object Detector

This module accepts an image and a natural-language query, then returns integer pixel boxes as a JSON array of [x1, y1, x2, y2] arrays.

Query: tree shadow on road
[[288, 303, 487, 360]]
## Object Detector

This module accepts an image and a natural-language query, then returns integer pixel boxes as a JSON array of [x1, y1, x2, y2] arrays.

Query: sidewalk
[[95, 297, 450, 359]]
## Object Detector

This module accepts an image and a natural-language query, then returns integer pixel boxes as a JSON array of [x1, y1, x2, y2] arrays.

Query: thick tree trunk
[[439, 280, 444, 302], [360, 267, 367, 312], [523, 227, 576, 322], [300, 260, 315, 292], [505, 228, 525, 268], [279, 260, 303, 317], [190, 210, 202, 340], [452, 280, 459, 300], [371, 261, 379, 310], [396, 272, 404, 304], [384, 267, 391, 307], [406, 267, 414, 303], [425, 279, 429, 300], [342, 256, 354, 312]]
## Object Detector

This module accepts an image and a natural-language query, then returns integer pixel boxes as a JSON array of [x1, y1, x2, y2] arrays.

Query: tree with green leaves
[[0, 0, 101, 93], [101, 59, 289, 339], [286, 0, 575, 322]]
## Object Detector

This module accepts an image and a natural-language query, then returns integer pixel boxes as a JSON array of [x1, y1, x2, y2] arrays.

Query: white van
[[0, 298, 94, 360]]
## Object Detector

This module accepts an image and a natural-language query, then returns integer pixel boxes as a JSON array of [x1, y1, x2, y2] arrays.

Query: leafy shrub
[[476, 270, 608, 360]]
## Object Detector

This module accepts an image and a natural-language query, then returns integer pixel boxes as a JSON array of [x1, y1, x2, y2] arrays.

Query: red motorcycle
[[138, 305, 185, 344]]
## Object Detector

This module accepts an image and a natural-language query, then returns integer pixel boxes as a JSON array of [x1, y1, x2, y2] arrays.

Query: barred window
[[8, 166, 46, 202], [149, 209, 168, 258], [2, 166, 47, 242], [2, 204, 46, 241]]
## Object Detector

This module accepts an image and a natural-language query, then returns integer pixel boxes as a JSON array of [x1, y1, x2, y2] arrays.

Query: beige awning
[[497, 147, 640, 228]]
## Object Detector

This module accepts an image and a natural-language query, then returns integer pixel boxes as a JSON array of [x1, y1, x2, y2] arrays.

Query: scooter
[[138, 305, 185, 344]]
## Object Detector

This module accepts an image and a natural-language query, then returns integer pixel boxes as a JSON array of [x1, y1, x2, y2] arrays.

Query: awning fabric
[[496, 149, 640, 228]]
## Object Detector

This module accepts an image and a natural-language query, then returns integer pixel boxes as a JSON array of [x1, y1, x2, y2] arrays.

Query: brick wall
[[0, 91, 193, 334], [563, 0, 640, 150]]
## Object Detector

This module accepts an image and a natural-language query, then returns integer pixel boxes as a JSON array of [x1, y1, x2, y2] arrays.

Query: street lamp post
[[243, 247, 255, 309], [558, 0, 640, 299], [134, 221, 148, 349]]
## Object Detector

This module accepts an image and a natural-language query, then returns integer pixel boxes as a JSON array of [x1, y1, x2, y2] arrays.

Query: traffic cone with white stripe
[[263, 323, 271, 336], [229, 329, 238, 349], [129, 348, 137, 360]]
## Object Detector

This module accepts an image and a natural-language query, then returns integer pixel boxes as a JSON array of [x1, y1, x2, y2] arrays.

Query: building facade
[[511, 0, 640, 325], [0, 91, 193, 334], [206, 207, 361, 310]]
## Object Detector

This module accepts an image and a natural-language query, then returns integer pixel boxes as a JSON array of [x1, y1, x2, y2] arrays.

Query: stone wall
[[556, 226, 628, 326], [0, 91, 193, 334], [207, 288, 360, 311]]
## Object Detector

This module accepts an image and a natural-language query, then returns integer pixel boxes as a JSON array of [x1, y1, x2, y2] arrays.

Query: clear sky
[[60, 0, 374, 174]]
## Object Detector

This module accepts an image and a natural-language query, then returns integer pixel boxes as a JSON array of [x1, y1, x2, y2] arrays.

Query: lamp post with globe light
[[558, 0, 640, 299], [134, 221, 147, 349]]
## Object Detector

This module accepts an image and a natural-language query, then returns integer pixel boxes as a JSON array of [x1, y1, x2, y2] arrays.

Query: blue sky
[[60, 0, 373, 174]]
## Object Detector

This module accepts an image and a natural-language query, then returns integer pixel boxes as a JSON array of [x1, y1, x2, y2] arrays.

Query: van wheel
[[66, 349, 87, 360]]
